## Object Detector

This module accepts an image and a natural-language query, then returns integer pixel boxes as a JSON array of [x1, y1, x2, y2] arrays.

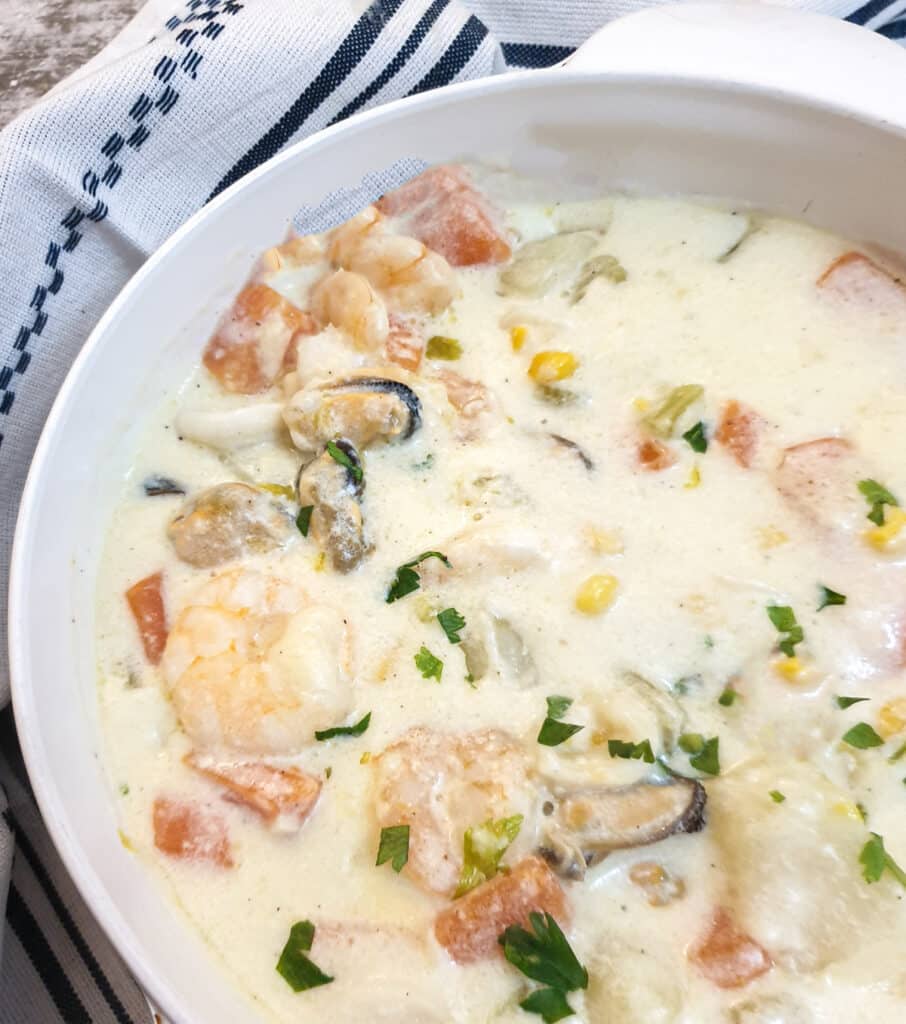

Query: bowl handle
[[567, 1, 906, 129]]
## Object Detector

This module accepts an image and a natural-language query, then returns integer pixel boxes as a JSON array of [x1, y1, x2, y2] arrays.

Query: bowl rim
[[8, 65, 906, 1023]]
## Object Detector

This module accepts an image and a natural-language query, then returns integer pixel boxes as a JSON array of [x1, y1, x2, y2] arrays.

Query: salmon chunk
[[125, 571, 167, 666], [774, 437, 866, 535], [152, 797, 233, 867], [185, 755, 321, 831], [434, 856, 567, 964], [203, 283, 316, 394], [384, 315, 424, 372], [715, 400, 761, 468], [817, 251, 906, 312], [687, 908, 772, 989], [377, 165, 511, 267]]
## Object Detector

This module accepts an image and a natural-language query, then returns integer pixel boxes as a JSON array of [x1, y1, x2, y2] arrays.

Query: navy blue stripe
[[501, 41, 575, 68], [407, 14, 488, 96], [878, 17, 906, 36], [6, 883, 92, 1023], [328, 0, 449, 126], [208, 0, 406, 200], [4, 807, 139, 1024], [846, 0, 898, 25]]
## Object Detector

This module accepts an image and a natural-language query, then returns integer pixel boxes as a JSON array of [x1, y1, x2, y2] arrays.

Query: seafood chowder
[[97, 165, 906, 1024]]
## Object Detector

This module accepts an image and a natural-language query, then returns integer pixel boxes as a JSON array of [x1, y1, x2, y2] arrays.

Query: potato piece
[[434, 856, 567, 963], [152, 796, 233, 867]]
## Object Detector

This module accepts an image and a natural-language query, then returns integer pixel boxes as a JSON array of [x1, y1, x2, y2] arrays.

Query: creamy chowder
[[96, 164, 906, 1024]]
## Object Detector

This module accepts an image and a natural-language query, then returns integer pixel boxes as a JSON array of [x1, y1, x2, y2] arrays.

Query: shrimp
[[372, 727, 533, 896], [161, 569, 353, 755], [327, 204, 457, 316], [310, 269, 389, 351]]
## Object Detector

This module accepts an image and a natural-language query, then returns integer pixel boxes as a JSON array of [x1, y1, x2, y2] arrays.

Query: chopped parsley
[[769, 790, 786, 804], [836, 695, 870, 710], [858, 479, 899, 526], [437, 607, 466, 644], [817, 585, 847, 611], [608, 738, 655, 763], [296, 505, 314, 537], [538, 719, 583, 747], [679, 734, 721, 775], [276, 921, 334, 992], [537, 696, 583, 747], [425, 335, 463, 360], [376, 825, 410, 873], [414, 645, 443, 681], [314, 712, 371, 741], [454, 814, 523, 898], [718, 686, 738, 707], [499, 912, 588, 1023], [519, 988, 575, 1024], [385, 550, 451, 603], [842, 722, 884, 749], [859, 832, 906, 889], [326, 439, 362, 483], [682, 420, 708, 453], [545, 696, 573, 720], [767, 604, 804, 658]]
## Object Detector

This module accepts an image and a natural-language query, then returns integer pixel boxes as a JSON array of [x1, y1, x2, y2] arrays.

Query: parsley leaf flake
[[386, 550, 451, 603], [414, 645, 443, 681], [376, 825, 410, 873], [437, 607, 466, 644], [276, 921, 333, 992]]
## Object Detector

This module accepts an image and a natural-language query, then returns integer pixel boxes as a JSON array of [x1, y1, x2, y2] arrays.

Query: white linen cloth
[[0, 1, 903, 1019]]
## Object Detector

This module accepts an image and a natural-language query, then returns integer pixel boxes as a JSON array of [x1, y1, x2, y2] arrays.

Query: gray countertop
[[0, 0, 143, 128]]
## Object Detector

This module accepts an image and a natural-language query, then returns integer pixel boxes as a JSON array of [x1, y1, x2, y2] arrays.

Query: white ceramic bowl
[[9, 6, 906, 1022]]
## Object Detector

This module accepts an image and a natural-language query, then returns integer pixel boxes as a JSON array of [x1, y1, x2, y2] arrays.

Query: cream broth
[[97, 165, 906, 1024]]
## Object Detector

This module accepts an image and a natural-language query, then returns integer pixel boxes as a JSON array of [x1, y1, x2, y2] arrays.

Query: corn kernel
[[632, 396, 650, 413], [757, 525, 789, 550], [831, 801, 863, 823], [510, 325, 528, 352], [772, 655, 808, 683], [878, 697, 906, 739], [118, 830, 135, 852], [359, 751, 371, 765], [575, 573, 619, 615], [585, 525, 624, 555], [863, 507, 906, 552], [313, 551, 326, 572], [528, 350, 578, 384], [684, 465, 701, 489]]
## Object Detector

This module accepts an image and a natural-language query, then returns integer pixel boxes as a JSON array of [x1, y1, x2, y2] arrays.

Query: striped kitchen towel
[[0, 1, 903, 1021]]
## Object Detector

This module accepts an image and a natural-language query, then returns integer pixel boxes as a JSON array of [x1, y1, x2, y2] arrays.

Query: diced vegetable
[[425, 335, 462, 361], [125, 571, 168, 665], [629, 861, 686, 906], [500, 232, 598, 297], [434, 856, 567, 964], [570, 254, 627, 303], [152, 796, 233, 867], [414, 645, 443, 681], [528, 351, 579, 385], [637, 439, 677, 471], [454, 814, 523, 897], [715, 400, 760, 467], [377, 165, 511, 266], [687, 908, 772, 989], [574, 574, 619, 615], [641, 385, 703, 439], [817, 251, 906, 311], [185, 755, 321, 831], [203, 283, 315, 394], [878, 698, 906, 739]]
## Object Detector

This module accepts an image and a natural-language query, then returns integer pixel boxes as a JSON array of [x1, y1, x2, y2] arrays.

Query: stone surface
[[0, 0, 143, 128]]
